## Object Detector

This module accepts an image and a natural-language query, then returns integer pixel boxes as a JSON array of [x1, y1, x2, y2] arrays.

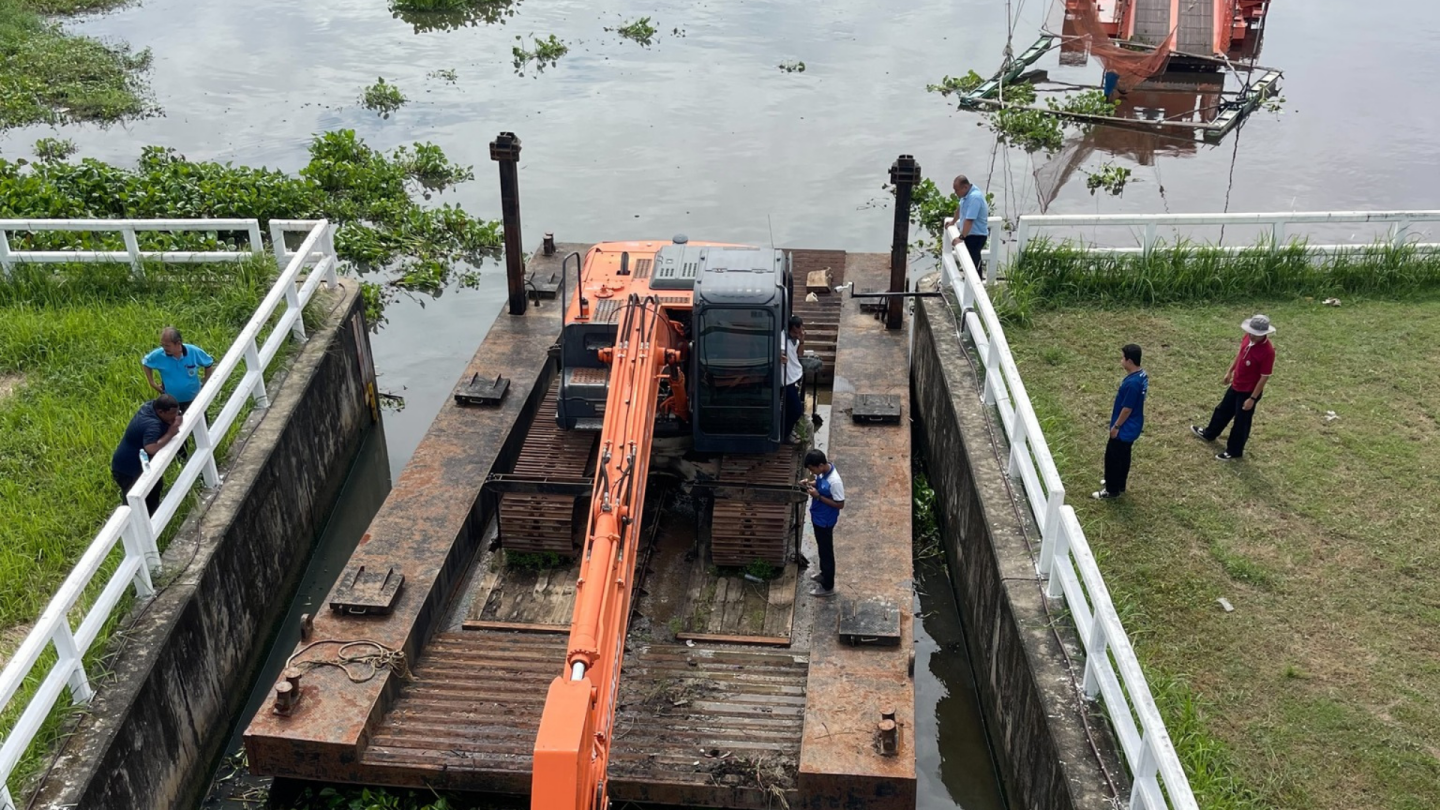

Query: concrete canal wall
[[30, 282, 377, 810], [911, 297, 1120, 810]]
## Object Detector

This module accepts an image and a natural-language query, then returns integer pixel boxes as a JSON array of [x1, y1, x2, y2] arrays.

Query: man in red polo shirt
[[1191, 314, 1276, 460]]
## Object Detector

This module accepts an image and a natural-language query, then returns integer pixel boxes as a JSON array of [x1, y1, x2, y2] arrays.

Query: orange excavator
[[531, 238, 792, 809]]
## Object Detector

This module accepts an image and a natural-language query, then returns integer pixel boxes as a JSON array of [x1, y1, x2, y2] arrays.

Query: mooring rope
[[285, 638, 412, 683]]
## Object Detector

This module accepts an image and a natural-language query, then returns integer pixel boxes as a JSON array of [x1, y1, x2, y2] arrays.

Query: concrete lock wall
[[911, 298, 1120, 810], [30, 282, 377, 810]]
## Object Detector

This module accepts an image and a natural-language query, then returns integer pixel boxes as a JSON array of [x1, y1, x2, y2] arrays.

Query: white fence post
[[322, 222, 340, 288], [1393, 221, 1410, 249], [1037, 490, 1065, 580], [50, 624, 94, 705], [121, 227, 143, 277], [115, 514, 156, 599], [1271, 221, 1285, 250], [125, 495, 162, 572], [0, 228, 12, 278], [244, 337, 271, 409], [284, 282, 307, 342], [1015, 217, 1030, 255], [983, 339, 1002, 406], [248, 222, 265, 257], [270, 222, 288, 268], [192, 412, 222, 488], [1007, 416, 1028, 479], [1142, 222, 1158, 255], [1082, 621, 1107, 698]]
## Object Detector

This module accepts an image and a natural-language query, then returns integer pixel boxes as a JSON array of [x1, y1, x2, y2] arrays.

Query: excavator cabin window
[[696, 307, 776, 438]]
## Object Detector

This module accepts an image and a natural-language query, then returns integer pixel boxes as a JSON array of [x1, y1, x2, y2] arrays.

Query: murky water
[[12, 0, 1439, 807]]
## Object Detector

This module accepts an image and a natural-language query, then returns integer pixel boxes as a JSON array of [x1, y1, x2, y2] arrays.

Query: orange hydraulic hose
[[532, 295, 681, 810]]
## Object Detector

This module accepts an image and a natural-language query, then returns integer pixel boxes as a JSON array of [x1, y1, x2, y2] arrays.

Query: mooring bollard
[[490, 132, 527, 316], [888, 155, 922, 330]]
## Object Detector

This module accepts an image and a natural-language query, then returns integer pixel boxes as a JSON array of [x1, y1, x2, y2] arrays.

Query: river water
[[8, 0, 1437, 807]]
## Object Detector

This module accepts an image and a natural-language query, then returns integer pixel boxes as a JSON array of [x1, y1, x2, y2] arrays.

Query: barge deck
[[244, 246, 915, 808]]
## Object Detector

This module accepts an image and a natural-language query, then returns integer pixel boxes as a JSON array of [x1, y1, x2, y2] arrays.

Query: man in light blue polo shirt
[[143, 326, 213, 411], [946, 174, 990, 280]]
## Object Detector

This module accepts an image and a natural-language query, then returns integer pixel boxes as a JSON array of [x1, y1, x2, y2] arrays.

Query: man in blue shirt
[[143, 326, 214, 411], [111, 394, 183, 515], [947, 175, 990, 280], [1093, 344, 1148, 500], [803, 449, 845, 597]]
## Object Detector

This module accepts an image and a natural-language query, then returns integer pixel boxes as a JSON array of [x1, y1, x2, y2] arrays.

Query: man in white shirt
[[782, 315, 805, 444]]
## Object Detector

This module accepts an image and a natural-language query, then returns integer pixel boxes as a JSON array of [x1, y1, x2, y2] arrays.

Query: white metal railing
[[937, 221, 1198, 810], [1008, 210, 1440, 261], [0, 219, 339, 808]]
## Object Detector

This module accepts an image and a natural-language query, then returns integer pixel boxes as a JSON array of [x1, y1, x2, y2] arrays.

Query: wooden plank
[[464, 564, 503, 624], [461, 620, 571, 634], [707, 576, 732, 633], [762, 564, 798, 639], [720, 578, 750, 632], [674, 633, 793, 647]]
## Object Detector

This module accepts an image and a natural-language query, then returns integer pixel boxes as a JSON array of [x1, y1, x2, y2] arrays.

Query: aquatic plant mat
[[1007, 297, 1440, 809]]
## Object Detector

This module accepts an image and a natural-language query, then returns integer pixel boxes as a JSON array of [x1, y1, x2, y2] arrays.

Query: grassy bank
[[1007, 297, 1440, 809], [0, 259, 290, 793], [0, 0, 153, 129], [1004, 241, 1440, 318]]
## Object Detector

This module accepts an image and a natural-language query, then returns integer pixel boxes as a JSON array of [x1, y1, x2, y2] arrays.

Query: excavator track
[[498, 382, 598, 555], [709, 447, 802, 568]]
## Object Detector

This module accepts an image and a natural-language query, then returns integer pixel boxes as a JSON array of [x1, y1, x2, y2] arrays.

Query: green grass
[[0, 258, 306, 795], [0, 0, 153, 129], [1005, 241, 1440, 317], [1008, 297, 1440, 809]]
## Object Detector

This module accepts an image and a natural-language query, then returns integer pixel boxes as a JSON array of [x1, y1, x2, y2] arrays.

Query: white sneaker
[[809, 585, 836, 598], [1091, 490, 1118, 500]]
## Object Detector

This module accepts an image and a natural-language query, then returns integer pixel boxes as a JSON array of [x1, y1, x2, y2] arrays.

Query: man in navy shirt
[[111, 394, 183, 515], [1093, 344, 1148, 500]]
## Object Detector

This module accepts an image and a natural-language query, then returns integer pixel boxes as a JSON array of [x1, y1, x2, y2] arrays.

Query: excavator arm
[[532, 294, 686, 810]]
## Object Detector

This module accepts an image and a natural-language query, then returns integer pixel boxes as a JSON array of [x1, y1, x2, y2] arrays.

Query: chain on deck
[[710, 447, 800, 568], [498, 382, 598, 555]]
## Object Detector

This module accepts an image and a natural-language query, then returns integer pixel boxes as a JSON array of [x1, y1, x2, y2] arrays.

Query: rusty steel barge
[[243, 139, 922, 810]]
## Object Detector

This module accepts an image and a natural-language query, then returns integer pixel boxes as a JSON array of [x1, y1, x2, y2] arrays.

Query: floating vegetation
[[610, 16, 658, 46], [0, 0, 155, 129], [389, 0, 518, 33], [0, 130, 500, 298], [32, 136, 76, 162], [360, 77, 407, 117], [1084, 162, 1132, 197], [925, 70, 983, 98], [511, 34, 568, 75], [426, 68, 458, 83], [778, 59, 806, 73]]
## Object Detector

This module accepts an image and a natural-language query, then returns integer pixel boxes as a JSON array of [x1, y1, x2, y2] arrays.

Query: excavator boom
[[532, 294, 684, 810]]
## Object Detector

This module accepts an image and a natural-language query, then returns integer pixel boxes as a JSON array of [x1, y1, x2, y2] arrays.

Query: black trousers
[[813, 523, 836, 591], [783, 382, 803, 441], [1203, 387, 1260, 457], [1103, 437, 1134, 494], [963, 234, 988, 279], [113, 469, 163, 515]]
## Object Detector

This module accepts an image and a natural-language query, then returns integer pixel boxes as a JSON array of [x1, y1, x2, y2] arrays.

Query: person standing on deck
[[946, 175, 990, 280], [1093, 344, 1148, 500], [804, 449, 845, 598], [1192, 314, 1276, 461], [111, 394, 183, 515], [781, 315, 805, 444]]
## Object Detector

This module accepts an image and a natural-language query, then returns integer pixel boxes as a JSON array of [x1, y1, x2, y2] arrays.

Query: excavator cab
[[690, 247, 792, 454], [554, 240, 791, 453]]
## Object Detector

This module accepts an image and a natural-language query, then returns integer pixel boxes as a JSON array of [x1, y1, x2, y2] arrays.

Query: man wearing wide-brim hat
[[1191, 314, 1276, 461]]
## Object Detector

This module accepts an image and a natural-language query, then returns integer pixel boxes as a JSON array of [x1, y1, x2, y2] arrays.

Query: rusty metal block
[[837, 596, 901, 647], [454, 373, 510, 406], [329, 564, 404, 616], [852, 393, 902, 425]]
